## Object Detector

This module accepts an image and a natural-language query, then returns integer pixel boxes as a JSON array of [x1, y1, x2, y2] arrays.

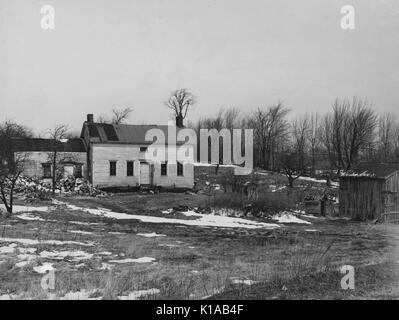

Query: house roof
[[11, 138, 87, 152], [341, 163, 399, 179], [83, 122, 188, 145]]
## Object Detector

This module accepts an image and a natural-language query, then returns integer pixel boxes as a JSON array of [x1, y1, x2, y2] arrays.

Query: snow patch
[[59, 201, 280, 229], [272, 212, 311, 224], [109, 257, 156, 264], [118, 288, 160, 300], [39, 250, 93, 261], [0, 237, 94, 247], [58, 289, 101, 300], [69, 230, 93, 235], [33, 263, 54, 274], [0, 205, 49, 213], [230, 278, 257, 285], [0, 245, 16, 254], [137, 232, 166, 238]]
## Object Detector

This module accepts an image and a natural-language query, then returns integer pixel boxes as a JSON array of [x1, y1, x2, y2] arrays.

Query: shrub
[[203, 190, 297, 216]]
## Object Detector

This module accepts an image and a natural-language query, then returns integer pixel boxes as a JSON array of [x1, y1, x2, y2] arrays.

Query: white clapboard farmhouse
[[13, 114, 195, 189]]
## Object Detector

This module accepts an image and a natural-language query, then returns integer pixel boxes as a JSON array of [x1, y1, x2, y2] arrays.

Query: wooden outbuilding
[[339, 163, 399, 221]]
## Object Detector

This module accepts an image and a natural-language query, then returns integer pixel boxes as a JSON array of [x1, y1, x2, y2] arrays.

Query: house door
[[140, 162, 150, 185]]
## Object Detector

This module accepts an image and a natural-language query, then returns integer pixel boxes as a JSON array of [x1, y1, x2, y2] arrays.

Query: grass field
[[0, 167, 398, 300]]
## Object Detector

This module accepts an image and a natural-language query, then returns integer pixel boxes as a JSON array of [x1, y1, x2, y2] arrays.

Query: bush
[[203, 190, 297, 216]]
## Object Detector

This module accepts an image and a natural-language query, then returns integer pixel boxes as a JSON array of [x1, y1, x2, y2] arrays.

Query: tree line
[[184, 95, 398, 184]]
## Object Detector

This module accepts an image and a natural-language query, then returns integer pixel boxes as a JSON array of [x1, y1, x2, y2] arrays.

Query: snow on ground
[[269, 185, 287, 193], [39, 250, 93, 261], [69, 221, 102, 226], [57, 289, 101, 300], [16, 213, 46, 221], [0, 294, 20, 300], [297, 213, 321, 219], [15, 252, 36, 267], [298, 176, 339, 188], [0, 237, 94, 247], [137, 232, 166, 238], [99, 262, 114, 270], [305, 229, 320, 232], [33, 263, 54, 274], [69, 230, 93, 235], [56, 201, 280, 230], [109, 257, 156, 264], [0, 244, 17, 254], [0, 205, 49, 213], [97, 251, 112, 255], [230, 278, 257, 285], [272, 212, 311, 224], [118, 288, 160, 300]]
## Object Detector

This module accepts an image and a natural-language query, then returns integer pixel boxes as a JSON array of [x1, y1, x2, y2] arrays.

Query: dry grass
[[0, 190, 398, 300]]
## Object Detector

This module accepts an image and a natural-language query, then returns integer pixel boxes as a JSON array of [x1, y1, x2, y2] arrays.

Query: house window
[[110, 161, 117, 176], [161, 162, 167, 176], [42, 163, 52, 178], [127, 161, 134, 176], [177, 162, 184, 176], [74, 165, 83, 178], [140, 147, 148, 152]]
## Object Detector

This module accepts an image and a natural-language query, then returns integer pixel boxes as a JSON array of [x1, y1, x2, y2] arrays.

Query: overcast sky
[[1, 0, 399, 135]]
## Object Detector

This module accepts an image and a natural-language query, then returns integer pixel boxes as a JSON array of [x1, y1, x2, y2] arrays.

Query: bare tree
[[0, 120, 33, 162], [0, 120, 32, 215], [322, 97, 377, 172], [0, 154, 27, 215], [279, 151, 304, 188], [306, 113, 322, 176], [250, 103, 290, 170], [111, 107, 133, 124], [377, 113, 397, 162], [47, 124, 69, 195], [97, 107, 133, 124], [292, 116, 309, 173], [165, 88, 196, 121]]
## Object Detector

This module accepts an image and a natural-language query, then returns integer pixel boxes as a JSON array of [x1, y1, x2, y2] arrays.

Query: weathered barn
[[12, 138, 88, 180], [339, 163, 399, 221], [80, 114, 194, 189]]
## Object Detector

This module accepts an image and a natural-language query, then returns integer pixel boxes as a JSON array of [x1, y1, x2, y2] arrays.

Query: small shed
[[339, 163, 399, 221]]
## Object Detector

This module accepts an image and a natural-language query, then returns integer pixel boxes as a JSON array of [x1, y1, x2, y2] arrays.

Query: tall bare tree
[[165, 88, 196, 122], [306, 113, 322, 176], [292, 116, 309, 173], [47, 124, 69, 195], [0, 154, 27, 215], [250, 103, 290, 170], [97, 107, 133, 124], [322, 96, 377, 171], [377, 113, 397, 162], [0, 120, 32, 215]]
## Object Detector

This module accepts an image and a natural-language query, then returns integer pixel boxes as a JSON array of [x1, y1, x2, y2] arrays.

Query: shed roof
[[83, 122, 187, 144], [12, 138, 87, 152], [341, 163, 399, 179]]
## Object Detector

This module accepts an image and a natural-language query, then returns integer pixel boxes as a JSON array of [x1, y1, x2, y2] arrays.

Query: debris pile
[[12, 176, 106, 198]]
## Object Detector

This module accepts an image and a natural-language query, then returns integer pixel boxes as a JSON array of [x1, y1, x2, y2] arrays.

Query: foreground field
[[1, 191, 399, 300]]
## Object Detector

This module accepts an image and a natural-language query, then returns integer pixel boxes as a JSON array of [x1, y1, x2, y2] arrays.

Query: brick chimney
[[176, 115, 184, 127], [87, 114, 94, 123]]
